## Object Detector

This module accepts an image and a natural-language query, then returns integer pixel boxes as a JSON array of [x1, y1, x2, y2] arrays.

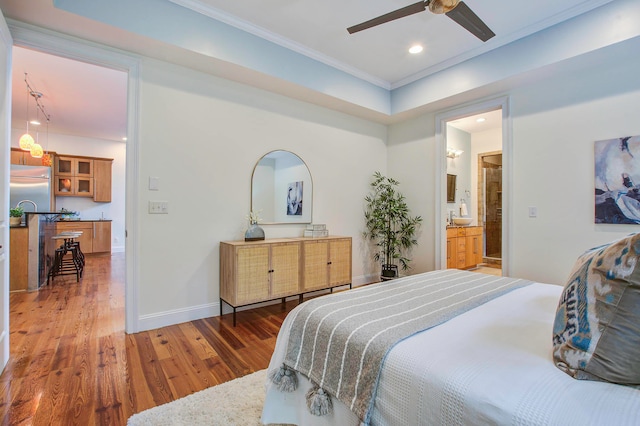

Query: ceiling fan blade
[[445, 1, 495, 42], [347, 1, 426, 34]]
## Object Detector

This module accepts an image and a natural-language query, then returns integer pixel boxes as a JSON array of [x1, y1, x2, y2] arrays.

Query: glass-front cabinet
[[55, 156, 93, 177], [54, 176, 94, 197], [54, 156, 94, 197]]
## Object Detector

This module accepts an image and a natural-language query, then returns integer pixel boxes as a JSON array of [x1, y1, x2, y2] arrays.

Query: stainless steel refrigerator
[[10, 164, 52, 212]]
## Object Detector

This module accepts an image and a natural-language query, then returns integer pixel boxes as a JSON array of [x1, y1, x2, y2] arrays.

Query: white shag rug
[[127, 369, 272, 426]]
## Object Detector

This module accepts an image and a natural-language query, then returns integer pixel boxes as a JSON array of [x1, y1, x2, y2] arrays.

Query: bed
[[261, 234, 640, 426]]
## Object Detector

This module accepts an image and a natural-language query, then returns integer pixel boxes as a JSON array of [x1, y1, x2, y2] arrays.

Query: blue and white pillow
[[553, 233, 640, 385]]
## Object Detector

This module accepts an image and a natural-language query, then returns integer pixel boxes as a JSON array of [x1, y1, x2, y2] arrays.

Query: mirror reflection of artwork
[[287, 181, 303, 216], [595, 135, 640, 224], [446, 174, 456, 203]]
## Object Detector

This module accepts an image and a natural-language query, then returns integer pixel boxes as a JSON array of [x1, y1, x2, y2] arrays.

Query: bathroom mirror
[[447, 174, 456, 203], [251, 150, 313, 224]]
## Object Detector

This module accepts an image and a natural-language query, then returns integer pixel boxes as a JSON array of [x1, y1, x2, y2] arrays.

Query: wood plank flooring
[[0, 253, 295, 425]]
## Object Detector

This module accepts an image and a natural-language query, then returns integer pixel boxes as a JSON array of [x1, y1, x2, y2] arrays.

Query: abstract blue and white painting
[[595, 135, 640, 224]]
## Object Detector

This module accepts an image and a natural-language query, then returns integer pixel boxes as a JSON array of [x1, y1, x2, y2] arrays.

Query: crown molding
[[168, 0, 391, 90]]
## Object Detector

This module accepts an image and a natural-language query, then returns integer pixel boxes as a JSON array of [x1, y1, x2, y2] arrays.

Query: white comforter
[[261, 277, 640, 425]]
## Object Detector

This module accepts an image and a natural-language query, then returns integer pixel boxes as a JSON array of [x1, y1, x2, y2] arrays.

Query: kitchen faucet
[[17, 199, 38, 212]]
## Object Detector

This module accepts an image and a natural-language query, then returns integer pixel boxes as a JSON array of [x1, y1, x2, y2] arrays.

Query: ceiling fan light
[[428, 0, 460, 14], [19, 133, 35, 150]]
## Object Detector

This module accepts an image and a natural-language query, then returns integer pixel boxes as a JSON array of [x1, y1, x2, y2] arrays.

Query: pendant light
[[41, 117, 52, 166], [18, 75, 34, 150], [21, 73, 52, 162], [30, 103, 43, 158]]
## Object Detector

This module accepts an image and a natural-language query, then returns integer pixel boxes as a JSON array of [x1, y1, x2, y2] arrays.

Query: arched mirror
[[251, 150, 313, 224]]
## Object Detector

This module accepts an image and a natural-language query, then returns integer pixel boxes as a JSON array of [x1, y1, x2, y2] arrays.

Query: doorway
[[435, 97, 510, 275], [478, 152, 502, 266], [6, 24, 141, 333]]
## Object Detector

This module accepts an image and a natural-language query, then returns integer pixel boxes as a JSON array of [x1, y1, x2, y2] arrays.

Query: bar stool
[[59, 231, 85, 268], [47, 232, 84, 284]]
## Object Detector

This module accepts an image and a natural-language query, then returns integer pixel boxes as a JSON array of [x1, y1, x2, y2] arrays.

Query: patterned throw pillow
[[552, 233, 640, 385]]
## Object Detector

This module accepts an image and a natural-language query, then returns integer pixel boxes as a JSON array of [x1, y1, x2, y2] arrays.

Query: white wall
[[387, 116, 436, 275], [9, 131, 126, 252], [389, 37, 640, 286], [135, 58, 387, 328]]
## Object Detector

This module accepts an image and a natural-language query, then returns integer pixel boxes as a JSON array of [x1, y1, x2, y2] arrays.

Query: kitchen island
[[10, 213, 111, 291]]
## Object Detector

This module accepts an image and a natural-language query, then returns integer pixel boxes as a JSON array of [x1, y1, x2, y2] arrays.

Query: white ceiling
[[10, 46, 128, 142], [0, 0, 614, 141], [170, 0, 611, 88]]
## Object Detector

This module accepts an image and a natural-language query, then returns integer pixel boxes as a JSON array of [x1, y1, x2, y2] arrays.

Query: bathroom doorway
[[479, 152, 502, 265]]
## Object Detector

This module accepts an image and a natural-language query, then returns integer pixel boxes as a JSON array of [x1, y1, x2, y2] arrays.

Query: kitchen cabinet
[[55, 156, 93, 177], [220, 236, 352, 325], [53, 154, 112, 201], [10, 148, 51, 166], [92, 221, 112, 253], [54, 176, 94, 197], [446, 226, 483, 269], [10, 227, 29, 292], [93, 159, 113, 202], [301, 237, 352, 292], [54, 155, 94, 197], [56, 220, 111, 254]]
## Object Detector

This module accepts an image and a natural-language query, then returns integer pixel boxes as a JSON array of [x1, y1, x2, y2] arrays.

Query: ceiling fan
[[347, 0, 495, 42]]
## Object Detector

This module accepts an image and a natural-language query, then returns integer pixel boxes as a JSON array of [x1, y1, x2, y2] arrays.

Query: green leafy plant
[[364, 171, 422, 277], [9, 206, 24, 217]]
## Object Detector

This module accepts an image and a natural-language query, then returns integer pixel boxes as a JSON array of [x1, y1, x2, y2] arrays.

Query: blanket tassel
[[268, 363, 298, 392], [306, 386, 332, 416]]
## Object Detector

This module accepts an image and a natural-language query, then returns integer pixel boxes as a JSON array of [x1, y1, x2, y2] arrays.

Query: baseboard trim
[[136, 274, 375, 332], [137, 302, 219, 332]]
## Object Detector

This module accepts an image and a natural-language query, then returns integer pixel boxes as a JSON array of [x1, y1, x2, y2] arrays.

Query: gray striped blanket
[[283, 269, 532, 424]]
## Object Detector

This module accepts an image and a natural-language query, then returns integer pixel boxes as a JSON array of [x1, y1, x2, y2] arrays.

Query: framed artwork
[[595, 135, 640, 224], [286, 181, 303, 216]]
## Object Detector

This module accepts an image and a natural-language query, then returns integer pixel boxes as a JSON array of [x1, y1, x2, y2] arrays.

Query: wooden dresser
[[446, 226, 483, 270], [220, 236, 352, 325]]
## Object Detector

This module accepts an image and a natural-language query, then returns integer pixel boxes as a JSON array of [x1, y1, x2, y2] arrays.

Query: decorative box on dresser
[[220, 236, 352, 325], [446, 226, 483, 270]]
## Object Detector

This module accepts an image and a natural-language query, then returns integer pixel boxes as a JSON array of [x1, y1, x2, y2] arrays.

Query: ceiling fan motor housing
[[428, 0, 460, 14]]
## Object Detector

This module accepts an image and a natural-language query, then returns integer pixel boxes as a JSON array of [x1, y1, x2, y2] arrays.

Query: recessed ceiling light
[[30, 120, 41, 126], [409, 45, 423, 54], [476, 117, 486, 123], [122, 137, 128, 141]]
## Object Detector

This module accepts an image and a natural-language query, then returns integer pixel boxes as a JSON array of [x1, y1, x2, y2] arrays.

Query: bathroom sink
[[453, 217, 473, 226]]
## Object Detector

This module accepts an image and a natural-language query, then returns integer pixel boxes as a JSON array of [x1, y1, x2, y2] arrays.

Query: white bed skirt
[[262, 278, 640, 425]]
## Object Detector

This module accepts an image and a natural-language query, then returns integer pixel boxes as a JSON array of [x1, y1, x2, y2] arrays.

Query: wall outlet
[[149, 201, 169, 214]]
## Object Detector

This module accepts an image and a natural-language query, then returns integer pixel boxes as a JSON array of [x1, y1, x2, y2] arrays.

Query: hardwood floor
[[0, 253, 294, 425]]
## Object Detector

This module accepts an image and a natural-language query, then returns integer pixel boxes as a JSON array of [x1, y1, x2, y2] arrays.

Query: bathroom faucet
[[17, 199, 38, 212]]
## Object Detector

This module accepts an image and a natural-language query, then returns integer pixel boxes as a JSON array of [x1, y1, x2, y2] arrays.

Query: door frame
[[7, 22, 142, 333], [1, 8, 13, 374], [434, 96, 512, 275]]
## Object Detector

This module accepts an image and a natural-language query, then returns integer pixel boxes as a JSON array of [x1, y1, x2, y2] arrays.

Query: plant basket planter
[[381, 264, 398, 279]]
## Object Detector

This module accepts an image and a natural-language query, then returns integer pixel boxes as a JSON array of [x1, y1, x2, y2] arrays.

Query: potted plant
[[9, 206, 24, 226], [364, 171, 422, 279]]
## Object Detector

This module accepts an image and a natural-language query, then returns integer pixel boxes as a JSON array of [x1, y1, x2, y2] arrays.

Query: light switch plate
[[149, 201, 169, 214], [528, 206, 537, 218], [149, 176, 159, 191]]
